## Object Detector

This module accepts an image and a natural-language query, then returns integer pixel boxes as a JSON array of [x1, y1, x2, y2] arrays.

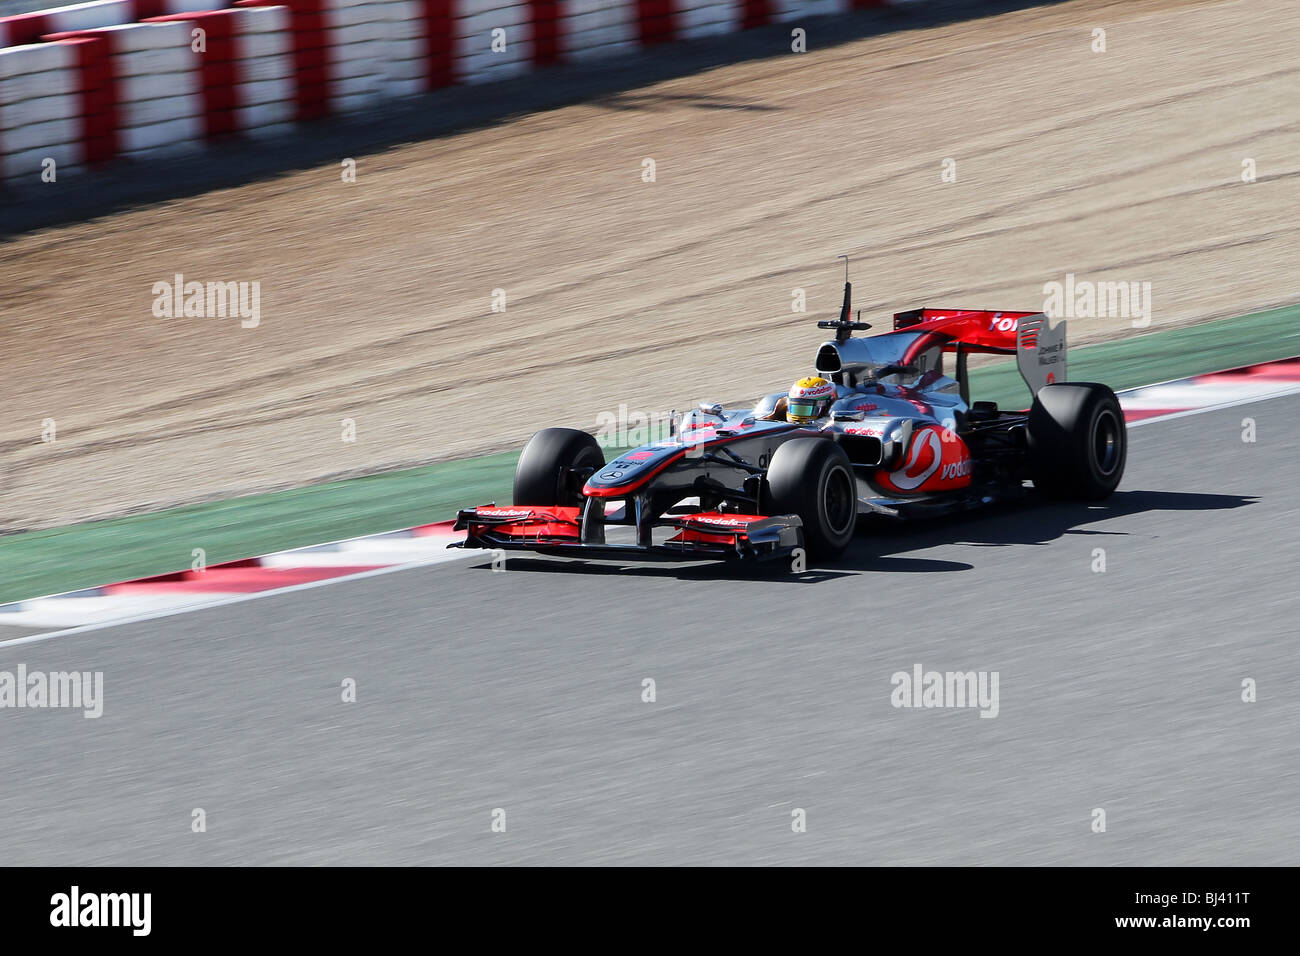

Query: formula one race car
[[453, 272, 1126, 564]]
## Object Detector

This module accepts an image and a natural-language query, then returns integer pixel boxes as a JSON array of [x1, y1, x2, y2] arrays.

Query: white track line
[[1125, 382, 1300, 427], [0, 549, 478, 649]]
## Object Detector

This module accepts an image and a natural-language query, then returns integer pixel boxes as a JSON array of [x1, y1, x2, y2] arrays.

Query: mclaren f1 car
[[452, 273, 1127, 564]]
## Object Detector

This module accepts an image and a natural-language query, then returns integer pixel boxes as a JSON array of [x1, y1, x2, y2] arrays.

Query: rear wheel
[[1027, 383, 1126, 500], [514, 428, 604, 506], [766, 438, 857, 559]]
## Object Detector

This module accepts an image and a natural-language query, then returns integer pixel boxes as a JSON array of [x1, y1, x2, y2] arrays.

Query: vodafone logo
[[940, 458, 971, 481], [478, 508, 534, 518], [888, 428, 942, 491]]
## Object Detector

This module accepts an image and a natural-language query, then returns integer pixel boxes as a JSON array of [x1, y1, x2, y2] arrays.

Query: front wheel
[[1027, 383, 1127, 500], [766, 437, 857, 559], [513, 428, 605, 506]]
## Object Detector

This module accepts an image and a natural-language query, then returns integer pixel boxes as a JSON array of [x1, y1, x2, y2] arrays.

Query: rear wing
[[892, 307, 1066, 398], [1014, 313, 1067, 396]]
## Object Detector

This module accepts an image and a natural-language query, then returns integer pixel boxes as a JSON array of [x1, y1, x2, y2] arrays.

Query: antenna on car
[[817, 254, 871, 342], [838, 254, 851, 322]]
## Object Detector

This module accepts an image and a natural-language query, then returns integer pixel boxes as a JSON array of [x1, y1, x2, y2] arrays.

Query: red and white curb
[[2, 355, 1299, 641], [1119, 356, 1300, 425], [0, 520, 467, 636]]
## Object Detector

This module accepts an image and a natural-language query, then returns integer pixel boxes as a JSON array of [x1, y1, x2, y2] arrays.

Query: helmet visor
[[788, 399, 823, 420]]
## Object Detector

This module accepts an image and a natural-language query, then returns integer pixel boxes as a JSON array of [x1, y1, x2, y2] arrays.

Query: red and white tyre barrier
[[0, 0, 228, 48], [1, 4, 295, 177], [2, 0, 899, 184]]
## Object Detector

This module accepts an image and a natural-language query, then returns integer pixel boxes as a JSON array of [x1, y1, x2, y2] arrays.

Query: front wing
[[451, 506, 804, 562]]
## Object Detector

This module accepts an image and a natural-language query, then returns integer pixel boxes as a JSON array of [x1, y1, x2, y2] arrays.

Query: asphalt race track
[[2, 393, 1296, 865]]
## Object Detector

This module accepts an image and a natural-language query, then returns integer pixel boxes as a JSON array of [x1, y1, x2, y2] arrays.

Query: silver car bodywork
[[454, 286, 1067, 561]]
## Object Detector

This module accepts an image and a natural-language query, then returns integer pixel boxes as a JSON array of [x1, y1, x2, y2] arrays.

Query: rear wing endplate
[[1015, 314, 1067, 396]]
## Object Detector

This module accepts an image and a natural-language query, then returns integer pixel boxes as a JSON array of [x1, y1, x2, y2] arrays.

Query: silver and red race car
[[453, 275, 1127, 564]]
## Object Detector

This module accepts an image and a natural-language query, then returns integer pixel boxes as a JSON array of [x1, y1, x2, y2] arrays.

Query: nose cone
[[582, 444, 676, 498]]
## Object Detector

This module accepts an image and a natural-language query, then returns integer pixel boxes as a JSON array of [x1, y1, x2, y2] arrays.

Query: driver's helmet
[[787, 376, 836, 424]]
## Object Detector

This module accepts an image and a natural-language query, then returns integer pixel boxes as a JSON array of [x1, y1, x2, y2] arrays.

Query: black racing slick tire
[[1027, 383, 1127, 500], [766, 437, 857, 559], [513, 428, 605, 507]]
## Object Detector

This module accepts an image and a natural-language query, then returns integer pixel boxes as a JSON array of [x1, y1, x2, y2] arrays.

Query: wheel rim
[[558, 448, 603, 504], [823, 465, 855, 536], [1092, 408, 1122, 477]]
